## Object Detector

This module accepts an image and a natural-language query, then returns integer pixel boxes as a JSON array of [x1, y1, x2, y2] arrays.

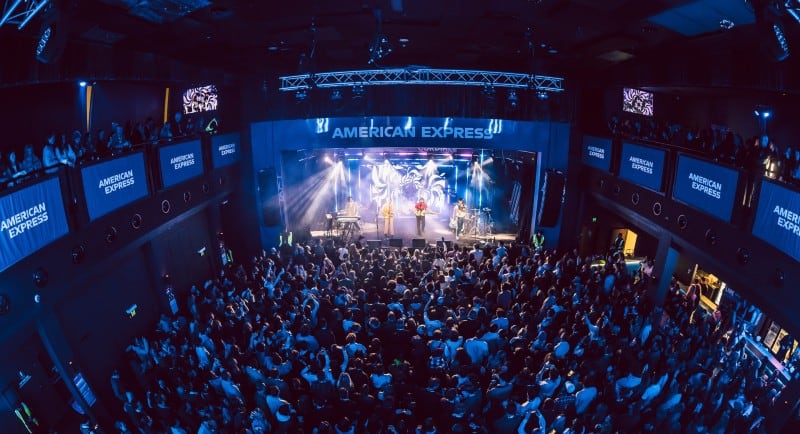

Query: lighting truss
[[279, 68, 565, 94], [0, 0, 49, 29]]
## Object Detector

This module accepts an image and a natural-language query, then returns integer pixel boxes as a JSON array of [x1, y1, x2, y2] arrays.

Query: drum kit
[[463, 207, 494, 237]]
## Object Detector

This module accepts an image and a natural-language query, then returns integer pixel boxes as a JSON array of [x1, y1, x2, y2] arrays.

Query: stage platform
[[310, 215, 517, 248]]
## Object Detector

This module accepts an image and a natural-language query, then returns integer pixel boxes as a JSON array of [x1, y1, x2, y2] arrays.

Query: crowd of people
[[608, 113, 800, 186], [0, 111, 207, 190], [110, 237, 783, 433]]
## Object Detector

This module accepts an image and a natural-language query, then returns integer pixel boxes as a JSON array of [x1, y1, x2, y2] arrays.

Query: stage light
[[324, 155, 333, 164], [368, 34, 393, 64], [295, 89, 308, 102], [507, 90, 518, 109], [482, 83, 496, 100], [536, 91, 548, 100], [79, 80, 87, 87], [368, 8, 392, 65], [352, 85, 365, 99], [772, 22, 789, 60], [331, 89, 343, 101]]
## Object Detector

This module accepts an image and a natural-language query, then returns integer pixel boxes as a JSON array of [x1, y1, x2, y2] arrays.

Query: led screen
[[673, 155, 739, 222], [582, 136, 612, 171], [752, 181, 800, 262], [211, 133, 240, 168], [81, 153, 149, 221], [0, 177, 69, 272], [618, 143, 665, 192], [623, 88, 654, 116], [182, 84, 218, 114], [159, 140, 204, 188]]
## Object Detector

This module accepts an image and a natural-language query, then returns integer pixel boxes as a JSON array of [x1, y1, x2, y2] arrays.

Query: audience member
[[110, 238, 779, 434]]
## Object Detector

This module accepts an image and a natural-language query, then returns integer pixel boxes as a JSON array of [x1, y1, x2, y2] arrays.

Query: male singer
[[381, 198, 395, 238], [414, 197, 428, 236], [453, 198, 467, 240]]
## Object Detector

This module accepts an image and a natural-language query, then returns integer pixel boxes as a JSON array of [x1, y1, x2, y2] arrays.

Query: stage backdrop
[[251, 117, 570, 249]]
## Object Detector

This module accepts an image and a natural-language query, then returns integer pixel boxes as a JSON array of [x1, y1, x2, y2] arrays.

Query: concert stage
[[282, 147, 538, 247], [311, 213, 517, 249]]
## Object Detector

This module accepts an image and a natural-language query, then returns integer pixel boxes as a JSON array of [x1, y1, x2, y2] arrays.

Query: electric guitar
[[414, 207, 439, 217]]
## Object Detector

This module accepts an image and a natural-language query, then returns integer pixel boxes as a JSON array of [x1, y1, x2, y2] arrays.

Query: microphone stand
[[375, 202, 380, 243]]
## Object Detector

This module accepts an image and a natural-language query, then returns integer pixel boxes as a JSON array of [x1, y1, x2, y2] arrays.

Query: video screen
[[182, 84, 218, 115], [211, 133, 240, 169], [673, 155, 739, 222], [0, 177, 69, 272], [623, 88, 654, 116], [81, 153, 149, 221], [582, 135, 612, 172], [752, 181, 800, 262], [619, 142, 665, 192], [159, 140, 204, 188]]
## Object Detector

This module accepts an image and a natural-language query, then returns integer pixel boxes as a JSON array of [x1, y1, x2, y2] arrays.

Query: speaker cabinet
[[389, 238, 403, 248], [538, 170, 565, 227]]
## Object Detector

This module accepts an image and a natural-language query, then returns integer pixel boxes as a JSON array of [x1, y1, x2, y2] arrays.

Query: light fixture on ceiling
[[295, 89, 308, 102], [352, 85, 365, 99], [751, 0, 791, 61], [536, 91, 549, 100], [720, 19, 735, 30], [368, 9, 392, 65], [754, 105, 772, 118], [398, 37, 410, 48], [507, 90, 518, 109], [482, 83, 496, 100]]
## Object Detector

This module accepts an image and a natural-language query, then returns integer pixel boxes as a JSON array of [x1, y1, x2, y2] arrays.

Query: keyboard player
[[339, 196, 361, 234]]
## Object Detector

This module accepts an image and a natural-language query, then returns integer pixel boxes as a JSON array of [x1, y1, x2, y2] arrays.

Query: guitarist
[[414, 197, 428, 236], [381, 198, 395, 238]]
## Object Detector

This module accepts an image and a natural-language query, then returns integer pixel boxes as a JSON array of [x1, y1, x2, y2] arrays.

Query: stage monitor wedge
[[412, 238, 426, 249], [389, 238, 403, 248]]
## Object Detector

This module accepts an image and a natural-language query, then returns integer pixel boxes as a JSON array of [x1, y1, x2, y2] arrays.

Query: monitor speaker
[[389, 238, 403, 248], [367, 240, 381, 249], [412, 238, 426, 249]]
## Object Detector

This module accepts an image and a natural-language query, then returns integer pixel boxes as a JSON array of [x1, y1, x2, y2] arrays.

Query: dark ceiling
[[1, 0, 799, 89]]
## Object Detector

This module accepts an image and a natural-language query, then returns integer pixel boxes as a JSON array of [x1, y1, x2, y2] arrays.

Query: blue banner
[[211, 133, 240, 168], [0, 177, 69, 272], [672, 155, 739, 222], [618, 142, 665, 192], [582, 136, 612, 171], [269, 117, 544, 151], [159, 140, 204, 188], [81, 153, 149, 221], [753, 181, 800, 262]]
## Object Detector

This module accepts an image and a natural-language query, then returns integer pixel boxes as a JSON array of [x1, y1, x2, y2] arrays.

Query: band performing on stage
[[282, 149, 530, 247]]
